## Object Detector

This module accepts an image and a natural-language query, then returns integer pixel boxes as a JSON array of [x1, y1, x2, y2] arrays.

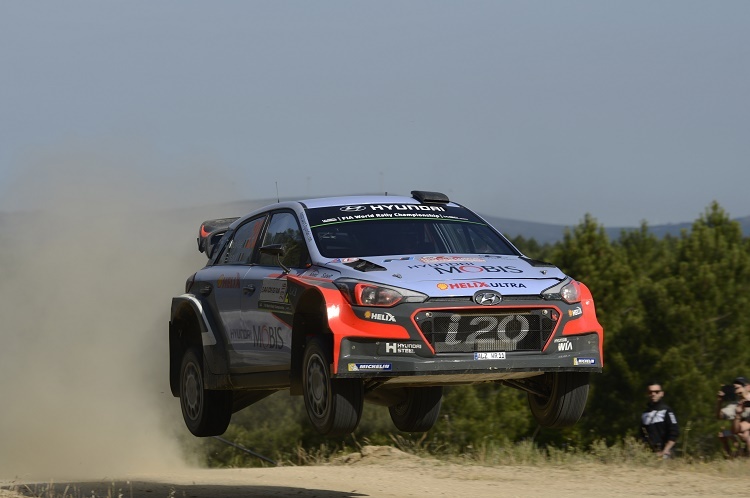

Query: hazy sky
[[1, 1, 748, 227]]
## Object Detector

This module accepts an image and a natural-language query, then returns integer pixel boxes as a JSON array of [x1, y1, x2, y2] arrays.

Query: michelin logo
[[348, 363, 393, 372], [573, 357, 596, 366]]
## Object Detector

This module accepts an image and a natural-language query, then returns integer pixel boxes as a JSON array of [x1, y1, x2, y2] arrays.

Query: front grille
[[415, 309, 558, 353], [425, 295, 539, 303], [425, 297, 473, 303]]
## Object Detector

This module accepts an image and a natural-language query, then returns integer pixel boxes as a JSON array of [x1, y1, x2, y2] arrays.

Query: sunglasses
[[648, 390, 663, 394]]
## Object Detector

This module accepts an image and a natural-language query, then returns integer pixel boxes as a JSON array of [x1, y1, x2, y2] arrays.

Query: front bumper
[[334, 332, 601, 384]]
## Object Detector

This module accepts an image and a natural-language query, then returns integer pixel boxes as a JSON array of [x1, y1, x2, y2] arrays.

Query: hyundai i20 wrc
[[169, 190, 603, 437]]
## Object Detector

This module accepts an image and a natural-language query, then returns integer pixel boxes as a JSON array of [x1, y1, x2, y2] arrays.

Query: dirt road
[[4, 446, 750, 498]]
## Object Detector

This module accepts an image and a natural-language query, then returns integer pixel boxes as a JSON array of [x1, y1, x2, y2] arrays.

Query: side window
[[258, 212, 307, 268], [217, 216, 266, 265]]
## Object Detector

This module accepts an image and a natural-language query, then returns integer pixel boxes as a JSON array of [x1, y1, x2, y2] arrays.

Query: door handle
[[243, 285, 255, 294]]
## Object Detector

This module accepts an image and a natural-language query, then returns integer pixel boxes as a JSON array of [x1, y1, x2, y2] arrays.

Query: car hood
[[318, 254, 567, 296]]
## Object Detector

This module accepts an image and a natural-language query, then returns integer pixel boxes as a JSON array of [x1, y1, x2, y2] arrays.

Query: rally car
[[169, 190, 603, 437]]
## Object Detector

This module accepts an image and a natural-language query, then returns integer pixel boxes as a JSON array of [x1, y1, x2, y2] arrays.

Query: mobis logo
[[427, 265, 523, 275]]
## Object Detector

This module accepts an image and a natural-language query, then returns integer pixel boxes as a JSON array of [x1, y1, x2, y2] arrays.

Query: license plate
[[474, 352, 506, 360]]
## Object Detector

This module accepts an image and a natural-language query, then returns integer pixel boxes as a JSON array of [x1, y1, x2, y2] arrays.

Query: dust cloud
[[0, 144, 241, 480]]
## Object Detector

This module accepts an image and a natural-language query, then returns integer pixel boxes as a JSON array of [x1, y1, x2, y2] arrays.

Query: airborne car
[[170, 191, 603, 437]]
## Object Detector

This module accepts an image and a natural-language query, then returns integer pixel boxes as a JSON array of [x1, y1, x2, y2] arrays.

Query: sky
[[1, 1, 748, 227]]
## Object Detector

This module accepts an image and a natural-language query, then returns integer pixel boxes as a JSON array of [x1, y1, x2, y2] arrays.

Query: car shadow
[[5, 480, 368, 498]]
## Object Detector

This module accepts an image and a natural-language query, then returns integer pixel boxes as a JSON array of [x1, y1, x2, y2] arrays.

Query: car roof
[[229, 193, 462, 229], [299, 195, 458, 209]]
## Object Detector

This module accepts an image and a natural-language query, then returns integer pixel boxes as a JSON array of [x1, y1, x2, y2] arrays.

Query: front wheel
[[302, 337, 363, 436], [180, 347, 232, 437], [528, 372, 589, 429], [389, 386, 443, 432]]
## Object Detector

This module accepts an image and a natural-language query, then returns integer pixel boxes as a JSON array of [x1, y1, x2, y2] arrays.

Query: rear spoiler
[[197, 217, 239, 256]]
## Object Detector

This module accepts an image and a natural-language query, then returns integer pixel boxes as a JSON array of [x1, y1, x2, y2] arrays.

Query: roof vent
[[411, 190, 450, 204]]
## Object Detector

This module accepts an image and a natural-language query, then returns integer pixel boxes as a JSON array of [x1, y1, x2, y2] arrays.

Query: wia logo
[[558, 341, 573, 352]]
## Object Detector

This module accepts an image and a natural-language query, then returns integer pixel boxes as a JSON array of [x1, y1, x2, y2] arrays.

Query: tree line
[[194, 201, 750, 465]]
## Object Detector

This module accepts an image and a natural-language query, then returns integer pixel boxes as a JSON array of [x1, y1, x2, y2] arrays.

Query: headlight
[[334, 278, 427, 307], [542, 278, 581, 304], [357, 283, 402, 306], [560, 280, 581, 304]]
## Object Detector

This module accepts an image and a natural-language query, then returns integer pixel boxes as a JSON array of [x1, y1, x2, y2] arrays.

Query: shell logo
[[437, 283, 449, 290], [364, 311, 371, 318]]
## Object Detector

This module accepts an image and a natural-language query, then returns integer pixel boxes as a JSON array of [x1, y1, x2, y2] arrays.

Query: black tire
[[302, 337, 363, 436], [180, 347, 232, 437], [389, 386, 443, 432], [528, 372, 590, 429]]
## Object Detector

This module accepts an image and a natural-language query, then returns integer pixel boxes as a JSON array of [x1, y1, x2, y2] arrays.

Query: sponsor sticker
[[217, 273, 241, 289], [299, 215, 314, 242], [568, 306, 583, 317], [408, 263, 523, 275], [259, 279, 287, 300], [369, 204, 445, 212], [347, 363, 393, 371], [436, 281, 527, 290], [474, 352, 506, 360], [329, 258, 359, 264], [573, 357, 596, 366], [258, 278, 291, 313], [380, 342, 423, 354], [228, 324, 286, 349], [420, 256, 485, 264], [557, 341, 573, 352], [364, 310, 396, 322]]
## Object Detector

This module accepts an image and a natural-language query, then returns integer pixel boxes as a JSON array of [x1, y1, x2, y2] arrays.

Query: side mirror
[[260, 244, 285, 257], [260, 244, 290, 274]]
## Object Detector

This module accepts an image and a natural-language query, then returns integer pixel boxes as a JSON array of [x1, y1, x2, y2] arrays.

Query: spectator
[[716, 378, 747, 457], [641, 382, 679, 458], [730, 377, 750, 453]]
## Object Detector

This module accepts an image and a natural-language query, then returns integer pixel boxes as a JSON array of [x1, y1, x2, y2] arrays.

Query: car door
[[240, 210, 309, 371], [208, 215, 268, 371]]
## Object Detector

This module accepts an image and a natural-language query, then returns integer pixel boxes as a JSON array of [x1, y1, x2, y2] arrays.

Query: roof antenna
[[275, 182, 280, 203]]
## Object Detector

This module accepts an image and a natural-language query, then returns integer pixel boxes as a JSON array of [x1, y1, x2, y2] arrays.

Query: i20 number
[[445, 314, 530, 348]]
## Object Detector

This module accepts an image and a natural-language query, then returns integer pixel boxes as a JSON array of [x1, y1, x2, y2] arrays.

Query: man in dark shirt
[[641, 382, 679, 458]]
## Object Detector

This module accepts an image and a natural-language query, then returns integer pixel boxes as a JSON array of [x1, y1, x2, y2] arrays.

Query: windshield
[[306, 203, 519, 258]]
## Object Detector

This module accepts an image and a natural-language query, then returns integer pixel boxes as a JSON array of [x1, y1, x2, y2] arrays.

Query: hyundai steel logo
[[473, 290, 502, 305], [340, 205, 367, 212]]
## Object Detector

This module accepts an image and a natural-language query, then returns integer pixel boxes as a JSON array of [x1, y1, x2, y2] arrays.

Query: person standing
[[641, 382, 679, 458], [731, 377, 750, 453], [716, 377, 750, 457]]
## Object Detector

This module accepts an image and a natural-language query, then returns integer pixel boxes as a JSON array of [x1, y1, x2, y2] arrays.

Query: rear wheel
[[389, 386, 443, 432], [180, 347, 232, 437], [528, 372, 589, 428], [302, 337, 363, 436]]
